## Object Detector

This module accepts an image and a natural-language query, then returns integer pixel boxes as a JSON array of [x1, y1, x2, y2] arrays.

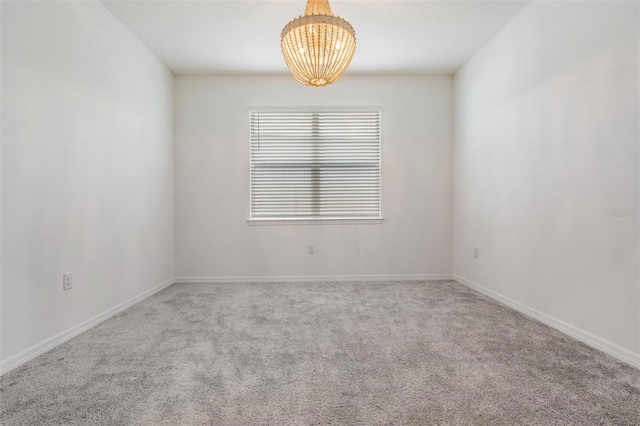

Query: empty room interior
[[1, 0, 639, 424]]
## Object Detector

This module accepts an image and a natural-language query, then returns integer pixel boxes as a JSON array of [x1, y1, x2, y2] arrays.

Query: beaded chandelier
[[280, 0, 356, 87]]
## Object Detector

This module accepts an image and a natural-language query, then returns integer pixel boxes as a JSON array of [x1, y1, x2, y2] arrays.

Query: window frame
[[247, 107, 384, 225]]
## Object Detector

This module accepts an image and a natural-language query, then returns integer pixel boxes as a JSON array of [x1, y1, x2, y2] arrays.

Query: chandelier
[[280, 0, 356, 87]]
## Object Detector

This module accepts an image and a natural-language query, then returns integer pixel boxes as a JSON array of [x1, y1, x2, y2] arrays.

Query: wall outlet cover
[[63, 272, 73, 291]]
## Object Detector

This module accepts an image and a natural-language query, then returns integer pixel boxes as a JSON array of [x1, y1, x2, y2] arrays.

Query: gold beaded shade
[[281, 0, 356, 87]]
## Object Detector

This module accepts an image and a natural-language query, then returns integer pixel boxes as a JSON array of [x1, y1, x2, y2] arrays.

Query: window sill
[[247, 218, 384, 226]]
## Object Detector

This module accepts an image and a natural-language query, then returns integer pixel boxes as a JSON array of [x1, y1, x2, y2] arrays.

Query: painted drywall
[[454, 1, 639, 356], [175, 75, 453, 279], [1, 1, 175, 365]]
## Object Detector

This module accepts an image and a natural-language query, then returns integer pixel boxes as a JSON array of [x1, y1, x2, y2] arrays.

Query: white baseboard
[[453, 274, 640, 369], [0, 278, 176, 376], [176, 274, 453, 283]]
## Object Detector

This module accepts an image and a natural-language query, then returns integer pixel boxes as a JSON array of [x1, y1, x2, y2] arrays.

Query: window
[[249, 109, 382, 223]]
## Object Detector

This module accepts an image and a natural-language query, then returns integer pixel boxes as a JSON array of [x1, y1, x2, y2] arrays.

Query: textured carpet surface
[[1, 280, 639, 425]]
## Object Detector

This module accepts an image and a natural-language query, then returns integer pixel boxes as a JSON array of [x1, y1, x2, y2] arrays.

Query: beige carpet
[[1, 280, 639, 425]]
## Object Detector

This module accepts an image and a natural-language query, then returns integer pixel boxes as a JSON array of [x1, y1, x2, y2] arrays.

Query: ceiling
[[101, 0, 529, 75]]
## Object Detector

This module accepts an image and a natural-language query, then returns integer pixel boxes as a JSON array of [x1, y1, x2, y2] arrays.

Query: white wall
[[454, 1, 639, 360], [175, 75, 453, 279], [1, 1, 175, 366]]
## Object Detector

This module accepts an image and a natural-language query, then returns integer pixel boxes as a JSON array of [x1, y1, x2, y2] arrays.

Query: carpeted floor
[[1, 280, 639, 425]]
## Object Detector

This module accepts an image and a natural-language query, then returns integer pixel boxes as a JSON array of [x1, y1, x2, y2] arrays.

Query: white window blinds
[[250, 109, 381, 220]]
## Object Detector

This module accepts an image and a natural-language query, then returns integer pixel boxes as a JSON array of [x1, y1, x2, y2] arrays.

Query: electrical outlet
[[473, 248, 479, 259], [308, 244, 315, 255], [63, 272, 73, 291]]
